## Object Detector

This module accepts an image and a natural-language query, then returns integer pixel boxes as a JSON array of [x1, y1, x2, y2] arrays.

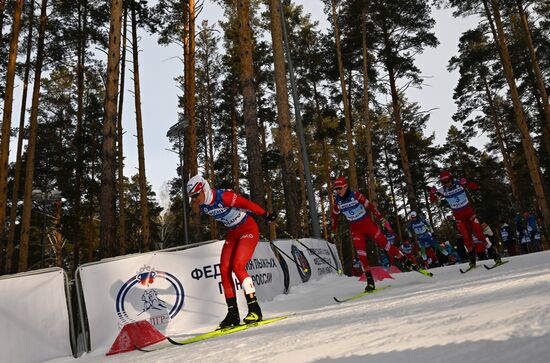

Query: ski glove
[[263, 211, 277, 222]]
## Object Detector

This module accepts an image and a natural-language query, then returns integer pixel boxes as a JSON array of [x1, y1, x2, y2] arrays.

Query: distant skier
[[331, 176, 426, 292], [499, 220, 517, 256], [187, 175, 276, 329], [429, 171, 502, 268], [406, 211, 449, 267], [399, 239, 419, 265]]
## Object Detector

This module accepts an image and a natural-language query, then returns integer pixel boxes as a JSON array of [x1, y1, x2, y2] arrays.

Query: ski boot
[[400, 256, 419, 272], [217, 297, 240, 330], [243, 293, 262, 324], [487, 245, 502, 264], [365, 271, 376, 292], [468, 249, 477, 269]]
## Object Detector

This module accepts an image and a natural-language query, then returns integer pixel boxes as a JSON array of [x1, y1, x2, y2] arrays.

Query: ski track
[[46, 251, 550, 363]]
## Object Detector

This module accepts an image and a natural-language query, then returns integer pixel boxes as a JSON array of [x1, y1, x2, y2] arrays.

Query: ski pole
[[261, 234, 309, 273], [281, 230, 342, 274]]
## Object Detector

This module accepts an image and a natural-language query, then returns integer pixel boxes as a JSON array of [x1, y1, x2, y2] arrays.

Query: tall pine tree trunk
[[0, 0, 24, 247], [515, 0, 550, 159], [131, 2, 150, 252], [5, 0, 34, 274], [230, 80, 240, 193], [379, 17, 418, 212], [73, 0, 88, 268], [484, 0, 550, 236], [236, 0, 266, 214], [361, 5, 376, 203], [481, 73, 522, 209], [260, 121, 276, 240], [186, 0, 200, 240], [117, 5, 128, 255], [101, 0, 123, 258], [383, 140, 403, 244], [201, 25, 218, 240], [268, 0, 300, 236], [18, 0, 48, 272], [330, 0, 358, 190]]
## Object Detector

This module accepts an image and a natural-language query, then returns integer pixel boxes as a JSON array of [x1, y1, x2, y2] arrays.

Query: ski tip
[[483, 260, 509, 270], [333, 297, 343, 303], [134, 345, 153, 353], [167, 336, 185, 346]]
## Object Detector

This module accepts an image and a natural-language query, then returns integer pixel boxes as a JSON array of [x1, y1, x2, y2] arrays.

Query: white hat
[[186, 175, 213, 204], [408, 211, 417, 219]]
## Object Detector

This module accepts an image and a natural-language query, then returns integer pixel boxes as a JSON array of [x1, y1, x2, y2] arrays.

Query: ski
[[166, 314, 293, 346], [484, 260, 509, 270], [459, 265, 476, 274], [415, 267, 434, 277], [333, 285, 391, 303]]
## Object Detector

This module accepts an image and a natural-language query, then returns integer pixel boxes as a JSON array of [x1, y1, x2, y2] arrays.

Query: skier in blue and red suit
[[187, 175, 276, 329], [331, 176, 423, 292], [429, 170, 501, 268]]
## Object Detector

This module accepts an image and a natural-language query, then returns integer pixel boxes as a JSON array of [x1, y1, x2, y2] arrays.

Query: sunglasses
[[189, 192, 201, 199], [334, 186, 344, 191]]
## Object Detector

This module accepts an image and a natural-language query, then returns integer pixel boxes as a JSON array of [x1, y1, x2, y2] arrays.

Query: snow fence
[[0, 268, 75, 363], [0, 238, 340, 361], [75, 238, 340, 354]]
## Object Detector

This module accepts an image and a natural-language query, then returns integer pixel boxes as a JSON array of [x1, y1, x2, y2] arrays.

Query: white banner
[[0, 268, 72, 363], [273, 238, 341, 289], [79, 240, 284, 352]]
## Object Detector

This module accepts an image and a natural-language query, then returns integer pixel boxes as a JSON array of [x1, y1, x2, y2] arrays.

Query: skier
[[429, 170, 502, 269], [499, 220, 517, 256], [399, 239, 419, 265], [330, 176, 426, 292], [524, 211, 542, 252], [187, 175, 276, 329], [406, 211, 449, 267]]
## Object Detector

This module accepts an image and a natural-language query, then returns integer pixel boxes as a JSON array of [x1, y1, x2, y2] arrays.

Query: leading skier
[[187, 175, 276, 329]]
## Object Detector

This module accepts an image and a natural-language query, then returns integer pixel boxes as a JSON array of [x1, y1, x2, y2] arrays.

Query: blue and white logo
[[115, 265, 184, 331]]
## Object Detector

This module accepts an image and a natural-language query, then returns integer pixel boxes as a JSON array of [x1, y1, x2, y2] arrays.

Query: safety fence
[[0, 238, 340, 362]]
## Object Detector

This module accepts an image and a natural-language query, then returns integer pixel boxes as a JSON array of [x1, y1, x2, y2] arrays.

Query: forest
[[0, 0, 549, 276]]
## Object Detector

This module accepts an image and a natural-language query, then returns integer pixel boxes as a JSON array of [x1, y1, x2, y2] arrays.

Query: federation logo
[[115, 265, 185, 331]]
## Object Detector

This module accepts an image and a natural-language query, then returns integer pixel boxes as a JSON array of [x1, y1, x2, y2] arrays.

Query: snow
[[51, 251, 550, 363]]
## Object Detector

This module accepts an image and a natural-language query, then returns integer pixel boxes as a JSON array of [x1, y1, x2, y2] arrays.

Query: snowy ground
[[51, 251, 550, 363]]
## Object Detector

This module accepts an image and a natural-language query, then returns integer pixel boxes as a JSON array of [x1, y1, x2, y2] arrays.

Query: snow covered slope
[[52, 251, 550, 363]]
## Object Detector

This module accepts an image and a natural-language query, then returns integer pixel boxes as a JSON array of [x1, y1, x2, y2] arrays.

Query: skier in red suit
[[429, 170, 501, 268], [331, 177, 424, 292], [187, 175, 276, 329]]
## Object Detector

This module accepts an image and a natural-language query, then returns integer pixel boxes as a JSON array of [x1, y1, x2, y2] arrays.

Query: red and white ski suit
[[430, 179, 487, 252], [200, 189, 266, 299], [332, 190, 403, 273]]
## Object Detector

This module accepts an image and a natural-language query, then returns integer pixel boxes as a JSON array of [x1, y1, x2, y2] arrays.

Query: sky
[[48, 250, 550, 363], [6, 1, 482, 206]]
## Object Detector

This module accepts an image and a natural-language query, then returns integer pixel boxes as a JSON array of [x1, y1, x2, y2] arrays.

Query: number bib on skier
[[409, 219, 430, 236], [334, 193, 367, 222], [201, 189, 249, 228], [437, 181, 470, 211]]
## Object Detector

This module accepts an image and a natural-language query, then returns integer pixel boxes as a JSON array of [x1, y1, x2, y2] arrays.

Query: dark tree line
[[0, 0, 548, 276]]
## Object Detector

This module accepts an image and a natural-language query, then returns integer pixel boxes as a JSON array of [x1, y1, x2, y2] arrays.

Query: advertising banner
[[273, 238, 341, 289], [79, 240, 284, 352], [0, 268, 72, 363]]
